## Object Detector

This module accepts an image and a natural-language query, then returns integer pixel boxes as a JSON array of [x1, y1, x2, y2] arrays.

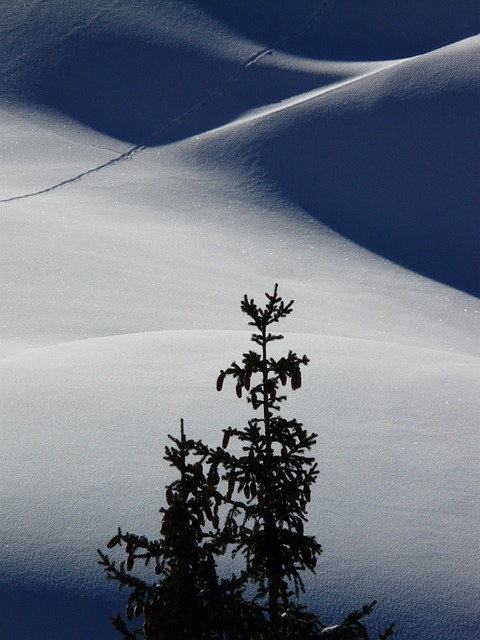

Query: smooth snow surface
[[1, 2, 479, 639]]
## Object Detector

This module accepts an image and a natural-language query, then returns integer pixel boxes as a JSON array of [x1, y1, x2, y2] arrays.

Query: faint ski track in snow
[[0, 57, 406, 204], [0, 0, 337, 203]]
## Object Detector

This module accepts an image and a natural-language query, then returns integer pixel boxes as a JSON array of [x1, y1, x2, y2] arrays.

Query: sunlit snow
[[1, 2, 479, 639]]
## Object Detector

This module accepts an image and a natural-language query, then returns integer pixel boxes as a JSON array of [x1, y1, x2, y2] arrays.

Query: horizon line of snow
[[2, 328, 478, 365]]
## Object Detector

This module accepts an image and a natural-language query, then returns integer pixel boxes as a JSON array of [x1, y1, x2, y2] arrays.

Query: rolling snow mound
[[0, 1, 479, 639]]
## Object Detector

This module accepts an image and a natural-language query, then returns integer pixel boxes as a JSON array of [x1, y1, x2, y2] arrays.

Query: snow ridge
[[0, 0, 336, 203]]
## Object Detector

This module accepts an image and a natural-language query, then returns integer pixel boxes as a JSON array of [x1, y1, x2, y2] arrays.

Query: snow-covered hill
[[1, 2, 479, 638]]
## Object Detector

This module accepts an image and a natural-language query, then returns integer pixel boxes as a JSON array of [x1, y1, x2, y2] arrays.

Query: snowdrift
[[1, 331, 478, 639], [0, 1, 479, 639]]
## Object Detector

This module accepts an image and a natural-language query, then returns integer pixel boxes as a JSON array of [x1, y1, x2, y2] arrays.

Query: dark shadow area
[[191, 0, 480, 61], [0, 583, 122, 640], [35, 36, 233, 145], [258, 90, 479, 297], [34, 34, 344, 146], [304, 572, 480, 640], [19, 6, 478, 296]]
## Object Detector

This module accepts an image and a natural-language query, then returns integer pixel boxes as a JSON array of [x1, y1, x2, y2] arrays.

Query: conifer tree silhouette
[[98, 285, 394, 639], [215, 284, 393, 639], [98, 420, 261, 639], [215, 284, 321, 634]]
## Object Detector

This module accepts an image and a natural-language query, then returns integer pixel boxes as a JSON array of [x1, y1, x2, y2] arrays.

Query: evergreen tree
[[98, 419, 262, 639], [98, 284, 394, 639], [214, 285, 393, 639], [215, 284, 321, 634]]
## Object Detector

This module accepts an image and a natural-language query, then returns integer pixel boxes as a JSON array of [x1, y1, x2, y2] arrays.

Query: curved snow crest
[[183, 35, 480, 296], [0, 3, 479, 637], [1, 327, 479, 366], [208, 35, 479, 133], [1, 327, 479, 638], [1, 27, 477, 206]]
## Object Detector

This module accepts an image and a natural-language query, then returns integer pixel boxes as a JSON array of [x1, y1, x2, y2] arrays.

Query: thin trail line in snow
[[0, 148, 139, 203], [136, 0, 336, 149], [0, 0, 336, 204]]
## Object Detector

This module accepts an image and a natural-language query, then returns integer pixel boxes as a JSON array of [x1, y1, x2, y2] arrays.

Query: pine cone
[[106, 534, 120, 549], [291, 369, 302, 390], [222, 430, 231, 449], [216, 371, 225, 391]]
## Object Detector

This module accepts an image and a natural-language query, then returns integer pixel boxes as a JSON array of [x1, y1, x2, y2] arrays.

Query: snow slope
[[1, 1, 479, 638]]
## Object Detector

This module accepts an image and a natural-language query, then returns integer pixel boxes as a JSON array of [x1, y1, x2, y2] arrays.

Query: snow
[[0, 1, 479, 638]]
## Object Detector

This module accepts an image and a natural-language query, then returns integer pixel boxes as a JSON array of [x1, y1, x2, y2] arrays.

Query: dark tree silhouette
[[98, 285, 394, 639], [98, 420, 261, 639], [214, 284, 321, 634]]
